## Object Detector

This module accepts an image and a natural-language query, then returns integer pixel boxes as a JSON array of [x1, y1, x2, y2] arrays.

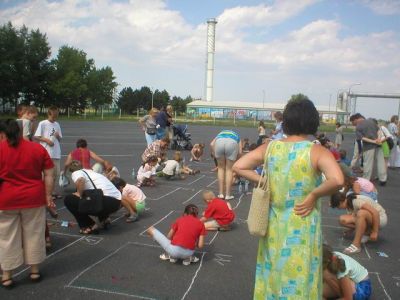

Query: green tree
[[22, 28, 51, 105], [87, 66, 117, 115], [289, 93, 310, 102], [49, 45, 94, 111], [117, 87, 136, 114]]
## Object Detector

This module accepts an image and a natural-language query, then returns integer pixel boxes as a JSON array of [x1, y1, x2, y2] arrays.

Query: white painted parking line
[[182, 189, 203, 204], [147, 187, 181, 201], [139, 210, 175, 236]]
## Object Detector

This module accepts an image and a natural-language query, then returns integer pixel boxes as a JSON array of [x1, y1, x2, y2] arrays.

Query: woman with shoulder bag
[[139, 108, 159, 146], [233, 99, 343, 299]]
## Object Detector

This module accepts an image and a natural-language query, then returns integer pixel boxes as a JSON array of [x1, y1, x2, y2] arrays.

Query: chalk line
[[206, 231, 219, 245], [321, 224, 344, 230], [206, 178, 218, 187], [232, 193, 245, 210], [187, 175, 205, 186], [50, 231, 81, 238], [363, 243, 371, 259], [56, 206, 66, 211], [147, 187, 181, 201], [14, 236, 85, 278], [66, 243, 130, 287], [66, 285, 156, 300], [182, 189, 203, 204], [61, 154, 133, 157], [180, 252, 206, 300], [139, 210, 175, 236], [370, 272, 392, 300]]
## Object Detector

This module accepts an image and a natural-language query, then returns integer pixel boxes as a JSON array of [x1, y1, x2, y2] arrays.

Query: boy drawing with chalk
[[200, 190, 235, 231]]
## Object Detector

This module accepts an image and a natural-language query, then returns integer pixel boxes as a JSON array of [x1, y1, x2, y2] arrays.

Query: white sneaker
[[182, 256, 199, 266], [361, 235, 370, 244], [225, 195, 234, 200], [169, 258, 177, 263], [159, 253, 170, 261], [217, 194, 224, 199]]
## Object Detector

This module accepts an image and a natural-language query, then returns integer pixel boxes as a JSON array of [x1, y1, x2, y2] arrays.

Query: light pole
[[151, 87, 154, 109], [348, 83, 361, 114], [262, 90, 265, 108]]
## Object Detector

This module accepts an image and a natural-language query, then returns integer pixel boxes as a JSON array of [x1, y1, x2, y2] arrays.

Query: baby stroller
[[171, 124, 193, 150]]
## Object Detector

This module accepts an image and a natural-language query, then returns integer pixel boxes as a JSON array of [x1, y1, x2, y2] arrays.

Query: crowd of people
[[0, 101, 398, 299]]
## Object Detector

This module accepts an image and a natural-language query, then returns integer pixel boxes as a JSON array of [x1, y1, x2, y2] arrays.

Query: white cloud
[[0, 0, 399, 119], [359, 0, 400, 15]]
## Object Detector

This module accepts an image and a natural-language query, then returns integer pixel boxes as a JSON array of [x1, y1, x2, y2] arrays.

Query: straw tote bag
[[247, 141, 273, 237]]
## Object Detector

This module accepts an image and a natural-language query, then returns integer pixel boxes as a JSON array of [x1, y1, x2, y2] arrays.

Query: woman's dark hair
[[345, 193, 357, 210], [390, 115, 398, 123], [259, 120, 265, 128], [76, 139, 88, 148], [330, 192, 346, 208], [3, 119, 21, 147], [336, 122, 341, 126], [184, 204, 199, 217], [282, 99, 319, 136], [111, 177, 126, 189], [142, 155, 158, 167], [323, 244, 346, 274]]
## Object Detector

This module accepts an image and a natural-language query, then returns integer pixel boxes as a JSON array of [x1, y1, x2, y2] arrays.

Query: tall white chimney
[[206, 18, 217, 102]]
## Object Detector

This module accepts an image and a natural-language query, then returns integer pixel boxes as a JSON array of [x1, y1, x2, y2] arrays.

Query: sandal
[[344, 244, 361, 255], [29, 272, 42, 283], [79, 226, 99, 235], [1, 278, 14, 289]]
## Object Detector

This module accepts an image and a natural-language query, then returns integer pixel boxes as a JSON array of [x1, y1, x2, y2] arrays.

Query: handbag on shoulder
[[78, 170, 104, 215], [247, 141, 273, 237]]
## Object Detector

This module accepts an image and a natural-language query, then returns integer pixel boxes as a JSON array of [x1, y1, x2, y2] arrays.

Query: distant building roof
[[187, 100, 345, 114]]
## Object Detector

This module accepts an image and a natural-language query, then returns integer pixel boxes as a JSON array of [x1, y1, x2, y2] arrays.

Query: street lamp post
[[348, 83, 361, 115], [151, 87, 154, 109]]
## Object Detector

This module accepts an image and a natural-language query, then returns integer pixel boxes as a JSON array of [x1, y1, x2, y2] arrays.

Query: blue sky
[[1, 0, 400, 119]]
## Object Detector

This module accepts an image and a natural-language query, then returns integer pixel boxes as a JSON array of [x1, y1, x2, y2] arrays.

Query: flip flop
[[1, 278, 14, 289], [344, 244, 361, 255], [29, 272, 42, 283]]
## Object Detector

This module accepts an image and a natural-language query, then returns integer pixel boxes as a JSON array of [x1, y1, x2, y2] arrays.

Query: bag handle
[[257, 141, 273, 190], [81, 170, 98, 190]]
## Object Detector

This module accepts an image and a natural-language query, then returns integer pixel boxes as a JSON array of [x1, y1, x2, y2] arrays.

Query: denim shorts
[[353, 279, 371, 300]]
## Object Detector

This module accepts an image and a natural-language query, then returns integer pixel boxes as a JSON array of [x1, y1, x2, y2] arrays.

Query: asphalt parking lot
[[1, 121, 399, 300]]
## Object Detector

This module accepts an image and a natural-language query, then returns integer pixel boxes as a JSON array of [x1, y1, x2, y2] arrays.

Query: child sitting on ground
[[343, 174, 378, 202], [111, 177, 146, 223], [200, 190, 235, 231], [161, 151, 200, 179], [147, 204, 206, 266], [137, 156, 158, 187], [190, 143, 205, 161], [330, 192, 387, 255], [340, 149, 351, 166], [323, 244, 371, 300], [242, 138, 250, 153]]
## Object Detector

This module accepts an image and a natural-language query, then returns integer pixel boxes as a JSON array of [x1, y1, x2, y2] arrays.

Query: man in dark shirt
[[350, 113, 387, 185], [156, 107, 169, 139]]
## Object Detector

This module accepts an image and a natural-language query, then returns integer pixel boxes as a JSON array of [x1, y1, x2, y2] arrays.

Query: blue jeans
[[145, 133, 156, 146], [152, 228, 194, 259], [156, 127, 166, 140]]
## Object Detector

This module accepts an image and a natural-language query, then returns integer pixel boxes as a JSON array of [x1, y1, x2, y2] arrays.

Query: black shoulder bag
[[78, 170, 104, 215], [382, 130, 394, 150]]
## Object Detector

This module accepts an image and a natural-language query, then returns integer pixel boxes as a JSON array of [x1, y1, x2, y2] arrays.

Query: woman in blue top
[[210, 130, 242, 200]]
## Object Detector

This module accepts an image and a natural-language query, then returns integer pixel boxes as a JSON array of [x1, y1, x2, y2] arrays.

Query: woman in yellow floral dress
[[233, 99, 343, 299]]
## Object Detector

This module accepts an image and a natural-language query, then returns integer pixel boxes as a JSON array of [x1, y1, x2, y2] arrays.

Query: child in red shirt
[[200, 190, 235, 231], [147, 204, 206, 266]]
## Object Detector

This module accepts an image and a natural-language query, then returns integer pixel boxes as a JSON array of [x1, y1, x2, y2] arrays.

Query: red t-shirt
[[71, 148, 91, 169], [0, 139, 54, 210], [204, 198, 235, 226], [171, 215, 206, 250]]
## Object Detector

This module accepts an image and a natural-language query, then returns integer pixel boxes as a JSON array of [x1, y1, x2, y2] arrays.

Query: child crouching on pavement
[[147, 204, 206, 265], [111, 177, 146, 223], [200, 190, 235, 231], [330, 192, 387, 255], [323, 244, 371, 300], [161, 151, 199, 179], [137, 156, 158, 187]]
